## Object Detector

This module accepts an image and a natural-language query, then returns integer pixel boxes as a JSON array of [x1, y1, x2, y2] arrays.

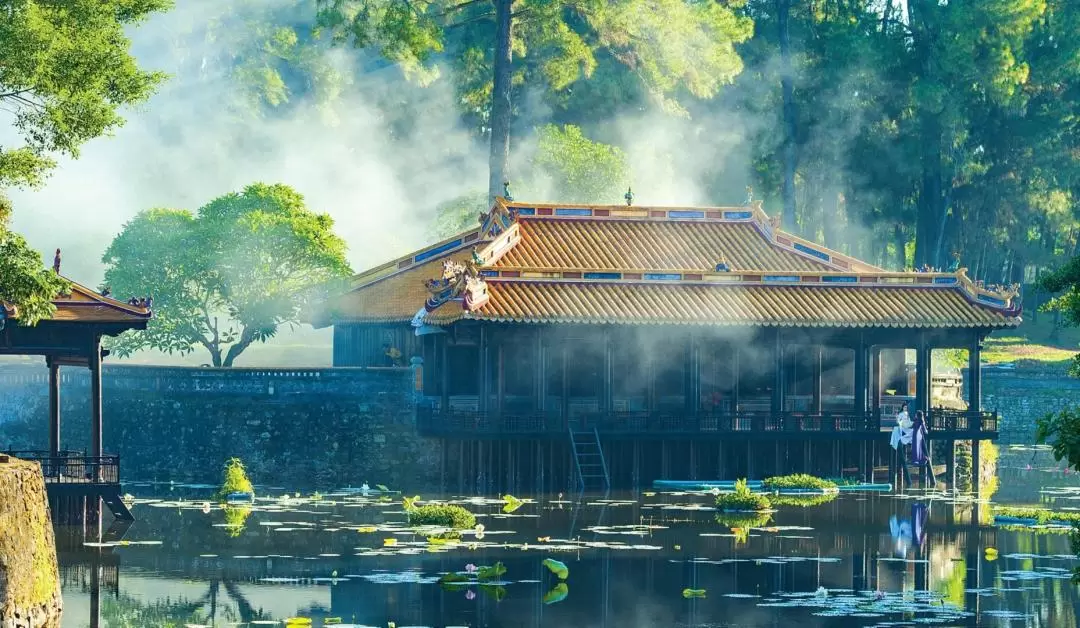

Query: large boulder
[[0, 455, 61, 628]]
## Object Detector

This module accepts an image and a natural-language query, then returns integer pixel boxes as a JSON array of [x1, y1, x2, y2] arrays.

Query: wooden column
[[772, 329, 784, 415], [495, 332, 505, 417], [535, 327, 545, 412], [439, 334, 449, 412], [853, 337, 868, 414], [688, 330, 700, 415], [731, 346, 741, 412], [478, 325, 489, 412], [47, 357, 60, 458], [812, 345, 822, 414], [871, 348, 881, 419], [89, 339, 103, 475], [602, 327, 614, 414], [968, 332, 982, 413], [915, 333, 930, 415]]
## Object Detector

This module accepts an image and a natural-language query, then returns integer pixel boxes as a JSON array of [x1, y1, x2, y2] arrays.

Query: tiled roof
[[48, 282, 152, 325], [325, 198, 1021, 329], [496, 219, 834, 272], [467, 282, 1015, 328]]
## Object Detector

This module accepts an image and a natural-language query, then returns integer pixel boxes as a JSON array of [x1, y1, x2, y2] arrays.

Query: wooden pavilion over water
[[319, 198, 1021, 492], [2, 279, 151, 520]]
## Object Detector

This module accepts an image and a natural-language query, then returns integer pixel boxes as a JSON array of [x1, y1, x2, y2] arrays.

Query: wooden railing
[[3, 450, 120, 484], [416, 406, 998, 439]]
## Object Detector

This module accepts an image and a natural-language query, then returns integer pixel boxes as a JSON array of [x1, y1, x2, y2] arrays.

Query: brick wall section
[[973, 365, 1080, 444], [0, 364, 441, 491]]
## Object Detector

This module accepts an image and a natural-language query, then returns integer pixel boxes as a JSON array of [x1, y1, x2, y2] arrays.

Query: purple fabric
[[911, 421, 928, 465], [913, 503, 928, 548]]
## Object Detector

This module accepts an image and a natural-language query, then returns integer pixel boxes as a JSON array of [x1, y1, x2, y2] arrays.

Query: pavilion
[[2, 279, 151, 520], [319, 198, 1021, 492]]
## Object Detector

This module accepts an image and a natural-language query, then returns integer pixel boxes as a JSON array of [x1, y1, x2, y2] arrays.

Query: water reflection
[[55, 450, 1080, 628]]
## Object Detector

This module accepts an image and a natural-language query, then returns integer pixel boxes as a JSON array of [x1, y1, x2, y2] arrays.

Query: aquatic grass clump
[[215, 457, 254, 502], [763, 474, 838, 491], [992, 506, 1080, 525], [407, 503, 477, 529], [715, 511, 772, 528], [714, 479, 771, 511], [770, 493, 838, 508]]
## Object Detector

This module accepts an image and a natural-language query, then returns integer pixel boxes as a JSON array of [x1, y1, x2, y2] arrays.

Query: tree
[[430, 123, 630, 238], [0, 203, 68, 325], [0, 0, 173, 188], [101, 183, 352, 367], [315, 0, 752, 199]]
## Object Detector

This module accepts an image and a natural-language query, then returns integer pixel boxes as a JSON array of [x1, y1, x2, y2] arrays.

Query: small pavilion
[[2, 278, 151, 520], [319, 198, 1022, 492]]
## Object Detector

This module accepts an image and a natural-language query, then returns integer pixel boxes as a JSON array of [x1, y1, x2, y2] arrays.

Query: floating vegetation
[[215, 457, 254, 502], [682, 588, 706, 598], [543, 583, 568, 604], [715, 512, 772, 528], [762, 474, 838, 491], [769, 493, 838, 508], [501, 494, 525, 513], [992, 506, 1080, 526], [542, 558, 569, 580], [758, 590, 972, 623], [715, 479, 771, 511], [406, 504, 477, 529]]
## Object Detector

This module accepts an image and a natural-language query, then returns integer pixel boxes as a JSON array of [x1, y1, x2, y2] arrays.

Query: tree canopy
[[0, 0, 173, 188], [101, 183, 352, 367]]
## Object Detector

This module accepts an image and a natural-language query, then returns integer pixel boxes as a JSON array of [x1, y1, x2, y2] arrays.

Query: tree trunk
[[778, 0, 798, 231], [488, 0, 513, 201]]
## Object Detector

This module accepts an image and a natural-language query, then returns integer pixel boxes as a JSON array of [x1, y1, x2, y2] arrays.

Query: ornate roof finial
[[503, 181, 513, 202], [52, 248, 61, 274], [715, 254, 731, 273], [625, 186, 634, 206], [745, 186, 753, 205]]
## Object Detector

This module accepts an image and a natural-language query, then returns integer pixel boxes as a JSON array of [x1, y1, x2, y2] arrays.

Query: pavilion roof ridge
[[57, 280, 152, 317]]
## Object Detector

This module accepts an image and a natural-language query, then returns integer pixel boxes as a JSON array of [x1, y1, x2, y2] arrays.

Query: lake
[[57, 446, 1080, 627]]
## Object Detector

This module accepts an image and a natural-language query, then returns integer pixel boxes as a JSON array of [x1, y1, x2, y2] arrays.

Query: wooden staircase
[[569, 427, 610, 493], [101, 489, 134, 521]]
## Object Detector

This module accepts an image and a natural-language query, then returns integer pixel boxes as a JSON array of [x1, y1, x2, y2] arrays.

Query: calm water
[[58, 447, 1080, 628]]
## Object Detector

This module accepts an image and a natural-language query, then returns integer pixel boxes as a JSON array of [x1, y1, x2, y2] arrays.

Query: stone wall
[[0, 456, 61, 628], [0, 365, 441, 491], [978, 365, 1080, 443]]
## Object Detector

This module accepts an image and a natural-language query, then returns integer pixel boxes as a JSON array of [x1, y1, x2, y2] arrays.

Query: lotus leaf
[[543, 582, 569, 604], [543, 558, 569, 580], [683, 588, 707, 598]]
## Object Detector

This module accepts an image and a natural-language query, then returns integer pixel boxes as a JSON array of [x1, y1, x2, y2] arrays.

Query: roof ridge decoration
[[410, 256, 490, 328]]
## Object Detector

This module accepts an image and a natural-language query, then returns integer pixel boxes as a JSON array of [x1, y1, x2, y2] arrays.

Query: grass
[[715, 479, 771, 511], [982, 318, 1080, 369], [406, 504, 477, 529], [762, 474, 838, 491], [770, 493, 839, 508], [992, 506, 1080, 525]]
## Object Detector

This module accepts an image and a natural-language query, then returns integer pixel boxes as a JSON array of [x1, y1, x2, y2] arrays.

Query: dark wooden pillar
[[688, 330, 700, 415], [47, 356, 60, 457], [968, 332, 982, 413], [495, 331, 505, 416], [439, 335, 449, 412], [854, 337, 868, 414], [603, 327, 614, 414], [89, 339, 103, 472], [731, 346, 741, 412], [478, 325, 489, 412], [871, 348, 881, 420], [811, 345, 822, 414], [915, 333, 930, 415], [535, 327, 545, 412], [772, 330, 784, 415]]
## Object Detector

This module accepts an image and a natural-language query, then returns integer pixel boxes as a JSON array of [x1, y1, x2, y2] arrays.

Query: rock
[[0, 457, 62, 628]]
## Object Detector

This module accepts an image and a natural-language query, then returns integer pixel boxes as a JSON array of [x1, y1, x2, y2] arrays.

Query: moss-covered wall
[[0, 457, 61, 628], [0, 365, 441, 491], [977, 366, 1080, 443]]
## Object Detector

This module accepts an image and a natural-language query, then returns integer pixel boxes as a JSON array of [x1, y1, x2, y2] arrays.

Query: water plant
[[770, 493, 838, 508], [215, 457, 254, 501], [762, 474, 838, 491], [992, 506, 1080, 525], [714, 511, 772, 528], [542, 558, 569, 580], [221, 505, 251, 538], [406, 503, 477, 529], [714, 479, 771, 511], [682, 588, 706, 598]]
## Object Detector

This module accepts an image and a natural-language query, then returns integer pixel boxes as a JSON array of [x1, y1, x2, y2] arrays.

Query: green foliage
[[714, 478, 771, 511], [761, 474, 837, 491], [542, 558, 568, 580], [682, 588, 706, 599], [0, 223, 69, 325], [216, 458, 254, 501], [101, 183, 352, 366], [1036, 407, 1080, 473], [0, 0, 172, 188], [530, 125, 629, 203], [714, 511, 772, 528], [430, 192, 487, 240], [992, 506, 1080, 526], [769, 493, 838, 508], [221, 505, 252, 538], [1038, 256, 1080, 377], [406, 504, 477, 529], [476, 561, 506, 581], [543, 582, 568, 604]]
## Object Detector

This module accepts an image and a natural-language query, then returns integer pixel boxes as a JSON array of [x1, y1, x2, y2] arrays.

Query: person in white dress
[[890, 402, 914, 486]]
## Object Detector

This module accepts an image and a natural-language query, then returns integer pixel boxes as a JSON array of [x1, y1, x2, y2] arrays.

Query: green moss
[[0, 459, 60, 613], [762, 474, 838, 491], [770, 493, 838, 508], [406, 504, 477, 529], [714, 479, 771, 511]]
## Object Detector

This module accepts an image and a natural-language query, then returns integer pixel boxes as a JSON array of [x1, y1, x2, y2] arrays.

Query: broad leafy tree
[[102, 183, 352, 367], [0, 0, 172, 188], [0, 201, 68, 325], [314, 0, 752, 199]]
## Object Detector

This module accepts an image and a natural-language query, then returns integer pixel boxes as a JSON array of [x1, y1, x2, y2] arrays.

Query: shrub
[[407, 504, 477, 529], [714, 479, 771, 511], [762, 474, 838, 491], [715, 511, 772, 528], [993, 506, 1080, 525], [216, 458, 254, 501]]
